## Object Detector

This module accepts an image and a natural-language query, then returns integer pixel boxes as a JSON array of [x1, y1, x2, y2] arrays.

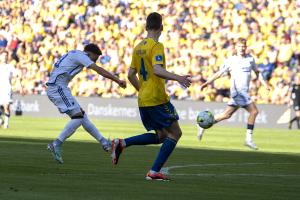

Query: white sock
[[58, 118, 83, 142], [246, 129, 253, 142], [150, 170, 157, 174], [82, 114, 107, 145], [4, 114, 10, 128]]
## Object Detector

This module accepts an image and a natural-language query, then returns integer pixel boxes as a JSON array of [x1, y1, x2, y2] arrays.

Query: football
[[197, 110, 214, 129]]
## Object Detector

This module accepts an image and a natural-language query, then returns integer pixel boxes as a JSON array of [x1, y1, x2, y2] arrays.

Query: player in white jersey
[[0, 51, 20, 129], [46, 43, 126, 164], [197, 38, 270, 150]]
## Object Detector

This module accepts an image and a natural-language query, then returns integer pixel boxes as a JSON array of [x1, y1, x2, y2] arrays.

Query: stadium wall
[[11, 95, 290, 129]]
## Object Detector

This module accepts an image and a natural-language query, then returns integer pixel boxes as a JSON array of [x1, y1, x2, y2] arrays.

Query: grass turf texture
[[0, 116, 299, 200]]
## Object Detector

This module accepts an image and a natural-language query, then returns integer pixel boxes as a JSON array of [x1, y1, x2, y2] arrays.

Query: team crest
[[155, 55, 163, 61]]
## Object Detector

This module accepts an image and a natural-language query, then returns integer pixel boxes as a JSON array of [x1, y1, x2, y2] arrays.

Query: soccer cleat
[[197, 126, 205, 141], [111, 139, 123, 165], [47, 143, 64, 164], [102, 139, 112, 152], [145, 172, 170, 181], [244, 140, 258, 150]]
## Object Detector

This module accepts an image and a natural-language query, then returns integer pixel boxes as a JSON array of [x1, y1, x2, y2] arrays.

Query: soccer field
[[0, 117, 299, 200]]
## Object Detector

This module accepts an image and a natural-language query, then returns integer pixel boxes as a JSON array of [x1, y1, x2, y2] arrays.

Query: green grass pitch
[[0, 116, 299, 200]]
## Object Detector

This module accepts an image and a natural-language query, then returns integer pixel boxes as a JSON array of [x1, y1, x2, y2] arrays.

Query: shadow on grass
[[0, 136, 299, 200]]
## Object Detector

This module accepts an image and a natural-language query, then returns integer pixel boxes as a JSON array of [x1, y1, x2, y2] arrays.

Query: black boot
[[289, 117, 297, 129]]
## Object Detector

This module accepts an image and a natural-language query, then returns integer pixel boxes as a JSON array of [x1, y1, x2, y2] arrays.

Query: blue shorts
[[139, 102, 179, 131]]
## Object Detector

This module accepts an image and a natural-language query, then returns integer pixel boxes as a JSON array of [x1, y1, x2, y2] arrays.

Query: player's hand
[[177, 75, 192, 88], [118, 80, 126, 88]]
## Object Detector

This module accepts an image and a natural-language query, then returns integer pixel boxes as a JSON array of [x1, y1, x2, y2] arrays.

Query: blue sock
[[247, 124, 254, 130], [53, 139, 63, 147], [151, 137, 177, 172], [124, 133, 159, 147]]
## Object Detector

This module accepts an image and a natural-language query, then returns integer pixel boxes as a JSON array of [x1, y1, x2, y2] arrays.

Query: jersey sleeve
[[151, 43, 164, 67], [74, 51, 94, 68]]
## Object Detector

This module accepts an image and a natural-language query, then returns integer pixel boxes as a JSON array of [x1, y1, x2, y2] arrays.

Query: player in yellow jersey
[[111, 12, 191, 181]]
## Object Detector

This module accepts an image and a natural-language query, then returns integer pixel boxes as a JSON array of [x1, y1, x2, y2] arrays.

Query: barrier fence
[[11, 95, 291, 129]]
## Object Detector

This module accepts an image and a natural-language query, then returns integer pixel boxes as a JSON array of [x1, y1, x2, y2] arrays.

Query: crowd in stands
[[0, 0, 299, 105]]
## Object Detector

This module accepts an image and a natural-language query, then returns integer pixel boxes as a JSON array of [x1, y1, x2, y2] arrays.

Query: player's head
[[146, 12, 163, 35], [84, 43, 102, 62], [235, 38, 247, 56]]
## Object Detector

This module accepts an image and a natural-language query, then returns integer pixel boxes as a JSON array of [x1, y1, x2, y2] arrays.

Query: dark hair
[[236, 38, 247, 45], [146, 12, 162, 31], [84, 43, 102, 55]]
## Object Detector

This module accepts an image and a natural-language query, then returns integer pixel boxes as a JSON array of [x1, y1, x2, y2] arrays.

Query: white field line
[[161, 162, 299, 177]]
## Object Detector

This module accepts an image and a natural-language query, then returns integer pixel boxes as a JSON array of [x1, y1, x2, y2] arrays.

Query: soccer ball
[[196, 111, 214, 129]]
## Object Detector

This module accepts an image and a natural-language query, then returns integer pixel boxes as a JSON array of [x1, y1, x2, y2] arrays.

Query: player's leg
[[288, 116, 297, 129], [81, 110, 111, 151], [47, 111, 84, 164], [197, 105, 238, 141], [243, 102, 259, 150], [146, 121, 181, 181], [111, 131, 165, 165], [46, 86, 84, 163], [296, 110, 300, 129], [0, 105, 4, 126], [3, 103, 11, 129], [289, 99, 299, 129], [111, 107, 165, 165]]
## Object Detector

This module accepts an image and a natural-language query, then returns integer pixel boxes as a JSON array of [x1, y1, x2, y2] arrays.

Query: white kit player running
[[46, 43, 126, 164], [198, 38, 271, 150], [0, 51, 20, 129]]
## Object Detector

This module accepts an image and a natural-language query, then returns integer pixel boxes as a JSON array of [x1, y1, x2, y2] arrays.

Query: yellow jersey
[[130, 38, 170, 107]]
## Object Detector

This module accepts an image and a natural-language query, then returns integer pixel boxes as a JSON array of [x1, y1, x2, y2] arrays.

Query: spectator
[[0, 0, 299, 105]]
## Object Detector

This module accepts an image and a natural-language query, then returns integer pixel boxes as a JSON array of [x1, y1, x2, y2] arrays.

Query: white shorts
[[47, 85, 81, 116], [228, 92, 252, 108], [0, 89, 13, 105]]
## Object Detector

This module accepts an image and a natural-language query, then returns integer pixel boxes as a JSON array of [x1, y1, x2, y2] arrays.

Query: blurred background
[[0, 0, 299, 105]]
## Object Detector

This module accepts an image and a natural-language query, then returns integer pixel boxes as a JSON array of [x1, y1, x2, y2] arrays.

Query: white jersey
[[0, 63, 15, 90], [219, 55, 257, 97], [47, 50, 94, 86]]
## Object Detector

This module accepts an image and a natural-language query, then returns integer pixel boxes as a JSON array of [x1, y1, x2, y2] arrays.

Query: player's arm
[[251, 59, 271, 91], [152, 43, 191, 88], [200, 70, 224, 90], [200, 59, 230, 90], [89, 63, 126, 88], [255, 70, 271, 91], [127, 67, 140, 91], [153, 64, 191, 88]]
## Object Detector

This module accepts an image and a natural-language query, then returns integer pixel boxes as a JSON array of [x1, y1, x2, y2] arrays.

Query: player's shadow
[[0, 136, 299, 172], [0, 136, 300, 200]]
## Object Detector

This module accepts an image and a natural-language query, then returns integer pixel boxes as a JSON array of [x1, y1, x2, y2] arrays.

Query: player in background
[[288, 73, 300, 129], [0, 51, 23, 129], [46, 43, 126, 164], [111, 12, 191, 181], [198, 38, 271, 150]]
